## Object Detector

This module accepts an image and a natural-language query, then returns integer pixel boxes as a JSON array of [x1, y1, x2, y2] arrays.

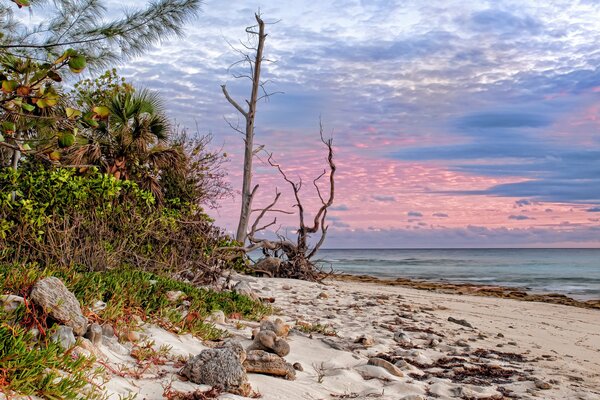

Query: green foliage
[[0, 167, 232, 277], [0, 323, 103, 399]]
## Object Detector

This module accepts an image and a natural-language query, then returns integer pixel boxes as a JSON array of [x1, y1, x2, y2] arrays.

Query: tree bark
[[222, 13, 267, 244]]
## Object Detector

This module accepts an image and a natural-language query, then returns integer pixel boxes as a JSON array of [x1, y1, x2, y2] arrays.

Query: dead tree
[[221, 13, 268, 244], [222, 124, 335, 281]]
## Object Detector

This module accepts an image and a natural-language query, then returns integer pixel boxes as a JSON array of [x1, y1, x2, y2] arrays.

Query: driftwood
[[221, 124, 335, 282]]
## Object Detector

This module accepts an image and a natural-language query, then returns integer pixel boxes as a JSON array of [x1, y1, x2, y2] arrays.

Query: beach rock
[[208, 310, 226, 324], [282, 284, 293, 290], [51, 325, 76, 349], [234, 281, 258, 300], [243, 350, 296, 380], [354, 334, 375, 347], [253, 257, 282, 277], [84, 323, 103, 346], [260, 318, 290, 337], [92, 300, 107, 313], [1, 294, 24, 312], [394, 331, 412, 344], [166, 290, 185, 303], [448, 316, 473, 328], [248, 329, 290, 357], [368, 357, 404, 377], [181, 341, 251, 396], [30, 277, 87, 336], [293, 362, 304, 371], [535, 379, 552, 390], [318, 292, 329, 299], [102, 323, 115, 338]]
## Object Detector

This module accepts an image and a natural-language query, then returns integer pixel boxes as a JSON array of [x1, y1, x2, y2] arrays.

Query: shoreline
[[331, 273, 600, 310]]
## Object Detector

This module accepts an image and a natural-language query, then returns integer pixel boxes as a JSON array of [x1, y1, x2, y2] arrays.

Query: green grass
[[0, 263, 271, 398]]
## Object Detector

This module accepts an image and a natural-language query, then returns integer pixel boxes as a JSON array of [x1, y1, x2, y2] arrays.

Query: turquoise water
[[316, 248, 600, 300]]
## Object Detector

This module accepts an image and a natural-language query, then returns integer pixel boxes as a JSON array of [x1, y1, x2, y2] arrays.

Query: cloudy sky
[[89, 1, 600, 246]]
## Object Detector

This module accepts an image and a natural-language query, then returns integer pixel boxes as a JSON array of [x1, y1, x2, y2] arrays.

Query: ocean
[[316, 248, 600, 300]]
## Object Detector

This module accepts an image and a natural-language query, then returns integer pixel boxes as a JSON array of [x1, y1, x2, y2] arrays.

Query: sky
[[40, 1, 600, 247]]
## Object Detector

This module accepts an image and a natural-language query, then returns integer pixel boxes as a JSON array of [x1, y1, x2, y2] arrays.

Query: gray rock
[[243, 350, 296, 380], [30, 277, 87, 336], [394, 331, 412, 344], [448, 316, 473, 328], [293, 362, 304, 371], [101, 323, 115, 338], [166, 290, 185, 303], [248, 330, 290, 357], [181, 341, 251, 396], [51, 325, 76, 349], [84, 323, 103, 346], [91, 300, 106, 313], [354, 334, 374, 347], [105, 336, 130, 355], [233, 281, 257, 300], [260, 318, 289, 337], [208, 310, 226, 324], [1, 294, 24, 312], [535, 379, 552, 390]]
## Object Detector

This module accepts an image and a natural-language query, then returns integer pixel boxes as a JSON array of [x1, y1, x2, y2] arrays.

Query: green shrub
[[0, 167, 236, 281]]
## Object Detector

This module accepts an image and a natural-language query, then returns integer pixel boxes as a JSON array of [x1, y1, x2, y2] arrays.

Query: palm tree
[[68, 89, 182, 199]]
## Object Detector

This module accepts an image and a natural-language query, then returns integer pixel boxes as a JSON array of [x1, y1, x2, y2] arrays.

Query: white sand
[[98, 276, 600, 400]]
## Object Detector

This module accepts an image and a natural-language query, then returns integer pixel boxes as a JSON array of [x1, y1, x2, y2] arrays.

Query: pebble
[[368, 357, 404, 377], [317, 292, 329, 299], [448, 316, 473, 328], [51, 325, 76, 349], [354, 334, 375, 347], [394, 331, 412, 344], [208, 310, 226, 324], [293, 362, 304, 371], [535, 379, 552, 390]]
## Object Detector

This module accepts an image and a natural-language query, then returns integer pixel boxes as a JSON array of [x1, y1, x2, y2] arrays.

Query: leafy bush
[[0, 167, 237, 281]]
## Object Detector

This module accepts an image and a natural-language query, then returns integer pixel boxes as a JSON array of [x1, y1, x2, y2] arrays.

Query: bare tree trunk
[[222, 13, 267, 244], [11, 132, 21, 171]]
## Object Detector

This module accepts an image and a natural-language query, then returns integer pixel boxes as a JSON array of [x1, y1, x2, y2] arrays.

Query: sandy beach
[[96, 275, 600, 400]]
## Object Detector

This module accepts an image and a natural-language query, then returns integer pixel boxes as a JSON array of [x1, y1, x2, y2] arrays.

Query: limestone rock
[[30, 277, 87, 336], [260, 318, 290, 337], [248, 329, 290, 357], [354, 334, 374, 347], [181, 341, 251, 396], [1, 294, 24, 312], [244, 350, 296, 380], [368, 357, 404, 377], [51, 325, 76, 349], [84, 323, 103, 346], [166, 290, 185, 303], [394, 331, 412, 344], [208, 310, 226, 324], [233, 281, 257, 300]]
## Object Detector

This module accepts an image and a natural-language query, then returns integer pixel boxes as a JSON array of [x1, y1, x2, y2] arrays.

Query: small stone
[[354, 334, 374, 347], [166, 290, 185, 303], [101, 324, 115, 338], [535, 379, 552, 390], [394, 331, 411, 344], [293, 362, 304, 371], [30, 277, 87, 336], [368, 357, 404, 377], [282, 284, 293, 290], [260, 318, 290, 337], [51, 325, 76, 349], [447, 316, 473, 328], [92, 300, 107, 313], [497, 333, 505, 338], [127, 330, 140, 342], [84, 323, 103, 346], [317, 292, 329, 299], [208, 310, 226, 324], [248, 329, 290, 357], [234, 281, 257, 300], [508, 341, 517, 346], [1, 295, 24, 312]]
